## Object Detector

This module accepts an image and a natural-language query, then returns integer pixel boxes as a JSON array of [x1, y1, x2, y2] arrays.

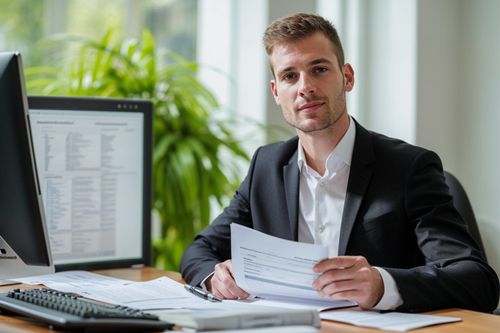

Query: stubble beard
[[284, 88, 347, 134]]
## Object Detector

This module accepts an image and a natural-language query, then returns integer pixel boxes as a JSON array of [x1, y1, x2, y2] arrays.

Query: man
[[181, 13, 499, 312]]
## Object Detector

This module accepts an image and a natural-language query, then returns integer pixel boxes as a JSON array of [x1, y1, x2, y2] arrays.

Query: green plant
[[26, 30, 249, 270]]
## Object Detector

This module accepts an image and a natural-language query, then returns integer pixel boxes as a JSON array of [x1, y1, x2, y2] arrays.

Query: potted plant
[[26, 30, 249, 270]]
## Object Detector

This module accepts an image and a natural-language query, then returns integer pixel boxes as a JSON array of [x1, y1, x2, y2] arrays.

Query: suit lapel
[[338, 122, 375, 255], [283, 150, 300, 241]]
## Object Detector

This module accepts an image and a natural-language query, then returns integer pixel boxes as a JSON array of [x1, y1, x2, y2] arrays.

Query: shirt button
[[319, 181, 326, 187], [318, 224, 325, 233]]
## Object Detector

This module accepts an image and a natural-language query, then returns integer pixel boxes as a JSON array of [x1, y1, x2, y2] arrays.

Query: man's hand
[[312, 256, 384, 309], [206, 259, 250, 300]]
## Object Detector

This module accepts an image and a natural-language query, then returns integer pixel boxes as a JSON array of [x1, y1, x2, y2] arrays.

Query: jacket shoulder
[[363, 125, 437, 163], [255, 136, 299, 166]]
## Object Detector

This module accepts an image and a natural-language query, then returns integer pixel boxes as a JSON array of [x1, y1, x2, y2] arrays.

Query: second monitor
[[27, 96, 152, 271]]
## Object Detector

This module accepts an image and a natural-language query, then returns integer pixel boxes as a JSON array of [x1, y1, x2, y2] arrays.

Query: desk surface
[[0, 267, 498, 333]]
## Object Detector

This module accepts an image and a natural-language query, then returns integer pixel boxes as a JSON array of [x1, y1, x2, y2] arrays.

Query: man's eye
[[282, 73, 296, 81], [314, 67, 328, 73]]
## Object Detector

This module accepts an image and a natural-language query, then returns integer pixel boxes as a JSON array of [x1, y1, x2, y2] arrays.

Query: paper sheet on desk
[[320, 311, 461, 331], [14, 271, 215, 310], [231, 224, 356, 311], [13, 270, 130, 288], [63, 277, 220, 310], [65, 276, 214, 310]]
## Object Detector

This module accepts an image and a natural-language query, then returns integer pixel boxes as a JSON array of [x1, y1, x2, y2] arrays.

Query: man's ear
[[343, 63, 355, 92], [270, 80, 280, 105]]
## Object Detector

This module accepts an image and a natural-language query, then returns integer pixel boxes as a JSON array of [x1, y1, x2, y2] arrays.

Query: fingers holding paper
[[207, 259, 250, 300], [312, 256, 384, 309]]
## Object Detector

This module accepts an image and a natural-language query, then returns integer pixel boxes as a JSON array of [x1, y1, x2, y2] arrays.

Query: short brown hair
[[263, 13, 345, 67]]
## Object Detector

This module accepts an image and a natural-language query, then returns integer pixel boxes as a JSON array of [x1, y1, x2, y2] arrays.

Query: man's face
[[270, 32, 354, 134]]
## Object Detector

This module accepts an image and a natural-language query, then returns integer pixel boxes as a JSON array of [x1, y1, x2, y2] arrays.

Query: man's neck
[[298, 114, 350, 176]]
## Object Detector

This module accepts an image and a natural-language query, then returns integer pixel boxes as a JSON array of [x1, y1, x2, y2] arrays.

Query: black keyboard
[[0, 288, 173, 332]]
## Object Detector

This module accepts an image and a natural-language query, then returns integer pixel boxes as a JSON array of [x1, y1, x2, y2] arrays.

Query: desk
[[0, 267, 498, 333]]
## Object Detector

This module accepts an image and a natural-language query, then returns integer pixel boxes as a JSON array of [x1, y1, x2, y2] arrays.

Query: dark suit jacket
[[180, 121, 499, 313]]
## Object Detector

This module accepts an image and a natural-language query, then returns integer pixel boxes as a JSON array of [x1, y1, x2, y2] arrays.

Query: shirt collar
[[297, 116, 356, 173]]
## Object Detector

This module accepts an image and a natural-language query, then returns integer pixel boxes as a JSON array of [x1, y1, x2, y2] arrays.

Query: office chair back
[[444, 172, 500, 315], [444, 171, 487, 262]]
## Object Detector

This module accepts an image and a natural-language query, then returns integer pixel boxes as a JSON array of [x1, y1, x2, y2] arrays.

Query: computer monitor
[[0, 52, 54, 285], [27, 96, 153, 271]]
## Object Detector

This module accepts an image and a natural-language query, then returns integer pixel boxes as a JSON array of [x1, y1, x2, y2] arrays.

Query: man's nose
[[298, 75, 316, 96]]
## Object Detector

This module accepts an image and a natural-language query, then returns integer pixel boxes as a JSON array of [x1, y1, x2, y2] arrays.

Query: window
[[0, 0, 197, 67]]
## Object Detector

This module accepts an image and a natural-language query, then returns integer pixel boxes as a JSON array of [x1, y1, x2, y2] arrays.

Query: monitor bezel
[[27, 96, 153, 272], [0, 52, 55, 284]]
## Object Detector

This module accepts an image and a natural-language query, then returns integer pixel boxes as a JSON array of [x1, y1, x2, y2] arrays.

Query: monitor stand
[[0, 235, 54, 286]]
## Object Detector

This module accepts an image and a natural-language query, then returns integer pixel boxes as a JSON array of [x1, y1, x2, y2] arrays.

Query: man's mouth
[[297, 101, 325, 113]]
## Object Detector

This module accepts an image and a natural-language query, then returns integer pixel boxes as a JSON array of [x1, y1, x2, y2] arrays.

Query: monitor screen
[[27, 96, 152, 271], [0, 52, 54, 284]]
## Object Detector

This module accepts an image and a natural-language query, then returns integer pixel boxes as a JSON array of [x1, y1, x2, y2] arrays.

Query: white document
[[13, 270, 130, 288], [320, 310, 461, 331], [71, 277, 217, 310], [231, 224, 356, 311], [13, 271, 214, 310]]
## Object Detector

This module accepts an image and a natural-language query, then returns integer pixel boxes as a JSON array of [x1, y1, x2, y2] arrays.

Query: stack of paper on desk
[[149, 302, 320, 330], [320, 310, 461, 331], [231, 224, 356, 311]]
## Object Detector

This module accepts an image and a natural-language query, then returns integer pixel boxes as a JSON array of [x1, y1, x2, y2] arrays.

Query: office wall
[[416, 0, 460, 174], [361, 0, 417, 144]]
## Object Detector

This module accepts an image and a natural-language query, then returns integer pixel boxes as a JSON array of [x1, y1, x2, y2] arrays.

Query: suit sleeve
[[179, 148, 261, 286], [384, 150, 499, 312]]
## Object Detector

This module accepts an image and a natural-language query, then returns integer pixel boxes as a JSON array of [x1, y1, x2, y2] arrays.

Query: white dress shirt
[[297, 117, 403, 310]]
